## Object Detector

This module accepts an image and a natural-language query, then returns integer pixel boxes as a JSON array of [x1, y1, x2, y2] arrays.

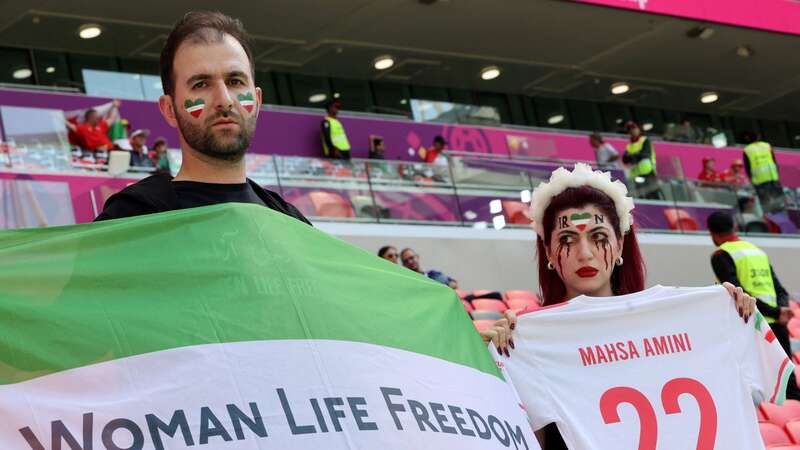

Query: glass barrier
[[83, 69, 163, 101], [2, 145, 799, 236]]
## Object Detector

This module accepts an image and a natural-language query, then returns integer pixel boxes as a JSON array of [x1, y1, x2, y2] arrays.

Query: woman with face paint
[[479, 163, 757, 450]]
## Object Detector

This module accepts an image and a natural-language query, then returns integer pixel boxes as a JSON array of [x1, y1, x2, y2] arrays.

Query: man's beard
[[174, 105, 256, 162]]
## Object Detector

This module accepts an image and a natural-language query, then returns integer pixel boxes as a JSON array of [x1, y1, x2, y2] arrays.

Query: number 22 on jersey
[[600, 377, 717, 450]]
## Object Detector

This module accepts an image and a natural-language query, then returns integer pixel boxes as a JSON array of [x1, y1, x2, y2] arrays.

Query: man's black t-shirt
[[94, 174, 310, 225]]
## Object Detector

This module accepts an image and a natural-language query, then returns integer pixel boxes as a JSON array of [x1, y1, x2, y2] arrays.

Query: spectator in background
[[320, 100, 351, 160], [377, 246, 398, 264], [672, 117, 697, 143], [128, 129, 153, 168], [720, 159, 748, 186], [588, 133, 619, 170], [65, 99, 121, 153], [150, 137, 170, 174], [419, 135, 448, 166], [369, 136, 385, 159], [622, 121, 661, 200], [400, 247, 458, 289], [697, 157, 720, 183], [741, 131, 783, 212], [707, 211, 800, 400]]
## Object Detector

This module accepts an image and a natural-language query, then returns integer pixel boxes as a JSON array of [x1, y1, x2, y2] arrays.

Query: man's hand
[[111, 99, 121, 108], [779, 307, 794, 325]]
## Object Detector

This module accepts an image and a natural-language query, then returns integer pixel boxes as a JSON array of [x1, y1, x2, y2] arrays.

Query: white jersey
[[502, 285, 794, 450]]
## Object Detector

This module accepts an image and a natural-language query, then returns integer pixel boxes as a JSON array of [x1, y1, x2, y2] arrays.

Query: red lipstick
[[576, 267, 598, 278]]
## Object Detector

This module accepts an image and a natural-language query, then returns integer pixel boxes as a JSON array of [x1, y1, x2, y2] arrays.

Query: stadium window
[[448, 88, 475, 105], [272, 72, 294, 105], [69, 53, 119, 87], [476, 92, 512, 124], [759, 119, 790, 148], [410, 85, 449, 102], [255, 71, 279, 106], [599, 103, 632, 133], [521, 97, 538, 126], [33, 50, 71, 87], [330, 78, 373, 112], [533, 97, 570, 129], [787, 122, 800, 149], [507, 95, 528, 126], [567, 100, 602, 132], [731, 117, 761, 144], [372, 82, 411, 115], [0, 47, 34, 85], [662, 110, 683, 128], [631, 107, 665, 135], [289, 73, 332, 108], [118, 58, 159, 75]]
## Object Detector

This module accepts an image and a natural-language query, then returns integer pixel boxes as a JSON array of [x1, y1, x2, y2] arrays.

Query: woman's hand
[[480, 310, 517, 357], [722, 282, 756, 323]]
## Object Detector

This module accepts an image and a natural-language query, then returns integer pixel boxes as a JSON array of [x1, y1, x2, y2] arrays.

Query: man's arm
[[65, 119, 77, 133], [743, 151, 752, 179], [320, 120, 336, 153], [711, 250, 781, 319], [105, 99, 121, 123], [771, 265, 790, 307], [622, 139, 651, 164]]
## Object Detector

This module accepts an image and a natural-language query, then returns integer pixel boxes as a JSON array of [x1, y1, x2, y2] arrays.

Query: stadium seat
[[765, 446, 800, 449], [472, 290, 495, 298], [785, 420, 800, 444], [472, 299, 508, 313], [506, 297, 541, 311], [456, 289, 468, 299], [505, 290, 539, 301], [461, 300, 474, 312], [308, 191, 355, 218], [472, 320, 496, 332], [762, 400, 800, 427], [760, 422, 792, 446], [759, 407, 768, 422], [789, 318, 800, 339], [502, 201, 531, 225], [663, 208, 699, 231], [471, 310, 503, 321]]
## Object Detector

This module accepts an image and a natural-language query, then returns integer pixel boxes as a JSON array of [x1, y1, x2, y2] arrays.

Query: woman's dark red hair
[[536, 186, 646, 305]]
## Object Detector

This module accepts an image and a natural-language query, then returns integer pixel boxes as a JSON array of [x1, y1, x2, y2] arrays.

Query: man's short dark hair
[[325, 100, 340, 111], [377, 246, 394, 258], [433, 135, 446, 145], [84, 108, 97, 121], [707, 211, 735, 234], [400, 248, 415, 258], [740, 131, 758, 145], [160, 11, 254, 97]]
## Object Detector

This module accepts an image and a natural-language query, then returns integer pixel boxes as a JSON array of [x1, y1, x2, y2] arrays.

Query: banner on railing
[[0, 204, 536, 450]]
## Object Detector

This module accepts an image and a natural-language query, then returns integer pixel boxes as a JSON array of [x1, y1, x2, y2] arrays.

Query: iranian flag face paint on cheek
[[237, 92, 255, 113], [184, 98, 206, 119]]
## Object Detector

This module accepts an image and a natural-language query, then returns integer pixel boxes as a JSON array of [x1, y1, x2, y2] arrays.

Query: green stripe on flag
[[776, 360, 796, 405], [0, 204, 498, 384], [755, 312, 765, 332]]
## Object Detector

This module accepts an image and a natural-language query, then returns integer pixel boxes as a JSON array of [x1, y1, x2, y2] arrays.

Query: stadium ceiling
[[0, 0, 798, 121]]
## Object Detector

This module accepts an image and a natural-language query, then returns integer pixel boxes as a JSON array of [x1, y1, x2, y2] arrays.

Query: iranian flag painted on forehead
[[570, 212, 592, 231], [0, 204, 536, 450]]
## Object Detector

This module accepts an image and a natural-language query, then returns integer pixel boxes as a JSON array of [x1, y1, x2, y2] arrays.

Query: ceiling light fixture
[[373, 55, 394, 70], [736, 45, 754, 58], [45, 66, 55, 73], [308, 93, 327, 104], [700, 91, 719, 104], [78, 24, 102, 39], [642, 122, 654, 131], [12, 68, 32, 79], [480, 66, 501, 81], [547, 114, 564, 125], [610, 82, 630, 95]]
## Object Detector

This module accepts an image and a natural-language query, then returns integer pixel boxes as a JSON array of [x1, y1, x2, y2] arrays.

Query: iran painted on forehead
[[558, 212, 605, 231]]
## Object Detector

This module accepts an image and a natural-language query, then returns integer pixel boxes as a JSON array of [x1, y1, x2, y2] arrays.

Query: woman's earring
[[616, 256, 624, 266], [547, 261, 555, 270]]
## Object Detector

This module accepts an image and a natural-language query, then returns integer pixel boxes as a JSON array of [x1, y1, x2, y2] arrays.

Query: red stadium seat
[[505, 290, 539, 301], [765, 446, 800, 449], [785, 420, 800, 444], [663, 208, 699, 231], [502, 201, 531, 225], [794, 352, 800, 365], [456, 289, 468, 299], [790, 301, 800, 314], [789, 319, 800, 339], [471, 310, 503, 321], [506, 297, 541, 311], [759, 406, 768, 422], [760, 422, 792, 446], [473, 320, 495, 332], [461, 300, 474, 312], [472, 299, 508, 313], [762, 400, 800, 427], [308, 191, 354, 218], [472, 290, 495, 298]]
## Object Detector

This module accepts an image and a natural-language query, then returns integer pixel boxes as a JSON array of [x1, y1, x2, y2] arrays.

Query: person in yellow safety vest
[[622, 121, 662, 200], [741, 131, 784, 213], [707, 211, 800, 400], [320, 100, 351, 160]]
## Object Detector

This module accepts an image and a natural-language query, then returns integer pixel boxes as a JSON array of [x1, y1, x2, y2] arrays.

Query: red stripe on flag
[[766, 329, 776, 343], [770, 357, 790, 403]]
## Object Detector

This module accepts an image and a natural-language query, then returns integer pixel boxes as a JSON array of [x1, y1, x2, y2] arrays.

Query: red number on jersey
[[599, 387, 658, 450]]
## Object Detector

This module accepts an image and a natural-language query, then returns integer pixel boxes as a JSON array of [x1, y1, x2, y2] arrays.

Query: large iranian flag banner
[[0, 204, 536, 450]]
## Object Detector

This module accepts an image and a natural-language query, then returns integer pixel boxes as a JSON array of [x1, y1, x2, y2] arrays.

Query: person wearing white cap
[[128, 129, 152, 167]]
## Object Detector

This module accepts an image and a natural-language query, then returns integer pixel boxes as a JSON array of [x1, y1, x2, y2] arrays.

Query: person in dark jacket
[[96, 12, 308, 225]]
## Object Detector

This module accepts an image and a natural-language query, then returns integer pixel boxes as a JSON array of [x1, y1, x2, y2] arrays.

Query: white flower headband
[[528, 163, 634, 239]]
